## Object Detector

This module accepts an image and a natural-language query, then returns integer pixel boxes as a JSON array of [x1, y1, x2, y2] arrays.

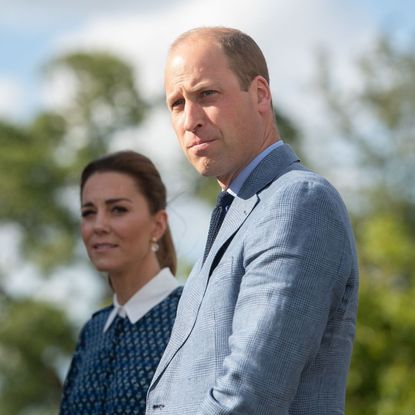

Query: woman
[[60, 150, 182, 415]]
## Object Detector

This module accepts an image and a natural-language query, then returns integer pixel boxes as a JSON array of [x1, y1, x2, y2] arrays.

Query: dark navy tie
[[203, 191, 234, 263]]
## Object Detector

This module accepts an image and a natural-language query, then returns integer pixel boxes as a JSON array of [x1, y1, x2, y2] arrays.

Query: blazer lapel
[[238, 143, 300, 200], [205, 195, 258, 275], [205, 143, 300, 272]]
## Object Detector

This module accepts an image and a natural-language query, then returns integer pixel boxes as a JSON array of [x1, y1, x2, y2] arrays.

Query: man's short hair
[[170, 26, 270, 91]]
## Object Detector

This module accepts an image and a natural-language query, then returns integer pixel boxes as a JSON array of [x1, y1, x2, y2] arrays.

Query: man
[[146, 27, 358, 415]]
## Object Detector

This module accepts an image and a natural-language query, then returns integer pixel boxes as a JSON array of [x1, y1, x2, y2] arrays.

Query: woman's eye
[[81, 209, 94, 218], [112, 206, 128, 215]]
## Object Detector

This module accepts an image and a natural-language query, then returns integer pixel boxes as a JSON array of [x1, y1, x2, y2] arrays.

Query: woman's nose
[[93, 211, 110, 233]]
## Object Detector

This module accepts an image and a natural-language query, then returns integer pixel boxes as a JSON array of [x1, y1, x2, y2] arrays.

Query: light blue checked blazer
[[146, 144, 359, 415]]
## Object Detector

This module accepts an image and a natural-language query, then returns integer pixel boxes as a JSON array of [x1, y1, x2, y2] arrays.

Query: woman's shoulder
[[164, 285, 183, 305], [81, 305, 113, 335], [155, 286, 183, 316], [91, 304, 113, 319], [171, 285, 184, 298]]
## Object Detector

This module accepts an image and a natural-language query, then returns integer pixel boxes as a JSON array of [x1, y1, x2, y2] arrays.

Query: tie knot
[[216, 191, 234, 209]]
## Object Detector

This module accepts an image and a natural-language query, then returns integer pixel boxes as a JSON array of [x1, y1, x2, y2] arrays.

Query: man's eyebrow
[[166, 91, 182, 105], [167, 81, 216, 102]]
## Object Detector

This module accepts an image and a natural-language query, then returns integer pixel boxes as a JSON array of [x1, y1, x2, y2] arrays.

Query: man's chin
[[192, 160, 216, 177]]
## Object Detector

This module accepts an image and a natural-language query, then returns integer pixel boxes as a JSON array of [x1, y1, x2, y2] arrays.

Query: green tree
[[317, 35, 415, 210], [317, 34, 415, 414], [44, 51, 148, 179], [0, 115, 75, 270], [0, 296, 74, 415]]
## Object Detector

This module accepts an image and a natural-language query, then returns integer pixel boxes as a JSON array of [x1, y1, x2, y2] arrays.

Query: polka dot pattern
[[60, 287, 182, 415]]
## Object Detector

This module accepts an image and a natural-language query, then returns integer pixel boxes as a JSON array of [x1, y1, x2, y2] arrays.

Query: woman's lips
[[93, 243, 118, 251]]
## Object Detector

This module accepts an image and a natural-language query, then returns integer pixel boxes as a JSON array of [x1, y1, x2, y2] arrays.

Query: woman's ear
[[152, 210, 168, 241]]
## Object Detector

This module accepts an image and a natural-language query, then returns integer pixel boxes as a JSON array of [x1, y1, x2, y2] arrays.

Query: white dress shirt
[[103, 267, 180, 332]]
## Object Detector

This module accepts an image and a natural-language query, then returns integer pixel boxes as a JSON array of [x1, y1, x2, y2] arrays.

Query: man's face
[[165, 38, 263, 188]]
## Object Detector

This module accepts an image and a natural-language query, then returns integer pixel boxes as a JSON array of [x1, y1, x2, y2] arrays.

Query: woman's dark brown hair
[[80, 150, 177, 275]]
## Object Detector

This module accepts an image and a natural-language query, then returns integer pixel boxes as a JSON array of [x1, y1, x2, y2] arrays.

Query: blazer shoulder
[[270, 164, 340, 195]]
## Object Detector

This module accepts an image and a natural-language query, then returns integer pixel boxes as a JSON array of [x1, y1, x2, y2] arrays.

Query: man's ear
[[251, 75, 272, 112]]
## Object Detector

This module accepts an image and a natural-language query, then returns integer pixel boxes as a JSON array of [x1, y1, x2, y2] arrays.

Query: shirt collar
[[103, 267, 179, 332], [227, 140, 284, 196]]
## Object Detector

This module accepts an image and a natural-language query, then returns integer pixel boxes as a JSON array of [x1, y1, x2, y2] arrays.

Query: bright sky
[[0, 0, 413, 119], [0, 0, 414, 319]]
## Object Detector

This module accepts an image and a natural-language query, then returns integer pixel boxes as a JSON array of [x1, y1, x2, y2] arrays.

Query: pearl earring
[[151, 238, 159, 252]]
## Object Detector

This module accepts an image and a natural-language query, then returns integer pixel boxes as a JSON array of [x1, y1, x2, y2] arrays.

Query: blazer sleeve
[[197, 178, 356, 414]]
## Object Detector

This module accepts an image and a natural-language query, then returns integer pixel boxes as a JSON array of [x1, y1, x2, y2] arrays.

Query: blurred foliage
[[317, 34, 415, 414], [0, 115, 77, 270], [0, 297, 74, 415], [0, 52, 148, 414], [317, 35, 415, 210], [347, 216, 415, 415], [44, 51, 148, 179]]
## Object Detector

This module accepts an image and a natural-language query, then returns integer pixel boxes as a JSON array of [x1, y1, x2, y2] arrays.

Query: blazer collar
[[203, 143, 300, 271], [238, 143, 300, 200]]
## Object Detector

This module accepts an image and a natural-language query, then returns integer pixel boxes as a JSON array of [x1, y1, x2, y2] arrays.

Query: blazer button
[[152, 404, 165, 410]]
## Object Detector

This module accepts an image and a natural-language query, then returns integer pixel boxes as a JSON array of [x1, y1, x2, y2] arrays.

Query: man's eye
[[201, 90, 216, 98], [171, 98, 185, 109]]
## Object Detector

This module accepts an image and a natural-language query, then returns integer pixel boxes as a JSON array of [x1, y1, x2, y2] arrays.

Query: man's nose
[[183, 101, 204, 133]]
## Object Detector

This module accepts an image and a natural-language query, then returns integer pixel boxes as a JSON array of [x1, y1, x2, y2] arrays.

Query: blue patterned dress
[[60, 286, 182, 415]]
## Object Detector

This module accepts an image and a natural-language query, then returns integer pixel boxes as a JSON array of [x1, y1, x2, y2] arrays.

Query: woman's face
[[80, 171, 166, 277]]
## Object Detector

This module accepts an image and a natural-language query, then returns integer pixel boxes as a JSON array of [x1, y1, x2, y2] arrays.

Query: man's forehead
[[166, 42, 228, 79]]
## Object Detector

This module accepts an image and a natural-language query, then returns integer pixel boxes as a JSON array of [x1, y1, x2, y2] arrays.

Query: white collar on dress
[[103, 267, 180, 333]]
